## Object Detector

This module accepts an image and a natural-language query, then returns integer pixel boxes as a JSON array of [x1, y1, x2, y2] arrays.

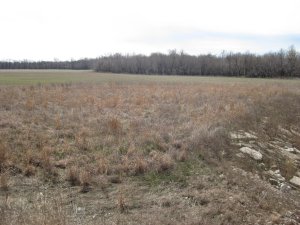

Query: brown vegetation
[[0, 80, 300, 224]]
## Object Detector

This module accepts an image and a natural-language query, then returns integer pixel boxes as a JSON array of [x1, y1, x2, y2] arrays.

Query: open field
[[1, 69, 300, 85], [0, 70, 300, 224]]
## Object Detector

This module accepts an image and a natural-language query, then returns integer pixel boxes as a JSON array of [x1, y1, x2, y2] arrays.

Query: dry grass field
[[0, 70, 300, 224]]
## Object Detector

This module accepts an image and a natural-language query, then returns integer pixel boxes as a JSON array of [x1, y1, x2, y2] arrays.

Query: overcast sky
[[1, 0, 300, 60]]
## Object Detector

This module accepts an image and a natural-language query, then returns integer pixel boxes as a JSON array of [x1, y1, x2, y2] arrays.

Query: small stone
[[289, 176, 300, 188], [244, 132, 257, 139], [274, 169, 280, 174], [239, 147, 263, 161], [284, 143, 293, 148], [280, 183, 291, 192], [284, 147, 295, 153], [268, 170, 285, 182], [236, 153, 245, 158], [77, 207, 85, 212], [230, 132, 257, 140], [258, 163, 266, 170], [230, 132, 243, 139], [270, 165, 278, 170]]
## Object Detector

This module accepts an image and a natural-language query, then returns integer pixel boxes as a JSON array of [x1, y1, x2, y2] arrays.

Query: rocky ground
[[231, 127, 300, 191]]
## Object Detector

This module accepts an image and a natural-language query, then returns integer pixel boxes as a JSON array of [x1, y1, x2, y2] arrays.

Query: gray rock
[[244, 132, 258, 139], [270, 165, 278, 170], [230, 131, 257, 140], [239, 147, 263, 161], [284, 147, 296, 153], [268, 170, 285, 182], [289, 176, 300, 188], [280, 183, 291, 192]]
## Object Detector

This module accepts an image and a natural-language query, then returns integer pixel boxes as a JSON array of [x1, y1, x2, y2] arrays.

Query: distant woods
[[0, 59, 97, 70], [1, 46, 300, 77], [95, 47, 300, 78]]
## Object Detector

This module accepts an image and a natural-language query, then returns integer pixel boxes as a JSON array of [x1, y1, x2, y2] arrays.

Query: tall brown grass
[[0, 80, 299, 224], [0, 82, 299, 180]]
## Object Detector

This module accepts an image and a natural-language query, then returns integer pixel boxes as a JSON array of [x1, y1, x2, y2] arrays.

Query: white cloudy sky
[[1, 0, 300, 60]]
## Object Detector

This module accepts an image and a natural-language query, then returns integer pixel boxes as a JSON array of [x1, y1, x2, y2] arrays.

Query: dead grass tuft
[[176, 149, 188, 162], [133, 157, 148, 175], [189, 125, 230, 164], [0, 172, 9, 191], [0, 142, 7, 172], [24, 98, 34, 110], [24, 165, 36, 177], [66, 166, 80, 186], [97, 157, 110, 175], [40, 147, 52, 171], [80, 170, 92, 193], [104, 95, 119, 108], [107, 117, 123, 135], [157, 154, 174, 172], [117, 190, 127, 213]]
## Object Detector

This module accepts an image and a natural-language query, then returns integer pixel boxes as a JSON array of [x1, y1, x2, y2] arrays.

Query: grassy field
[[0, 70, 300, 225], [1, 69, 300, 85]]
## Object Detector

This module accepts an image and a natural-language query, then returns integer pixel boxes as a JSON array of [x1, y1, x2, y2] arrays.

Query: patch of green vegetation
[[138, 160, 207, 187], [140, 170, 187, 187], [142, 140, 165, 154], [53, 150, 65, 160], [118, 143, 130, 155]]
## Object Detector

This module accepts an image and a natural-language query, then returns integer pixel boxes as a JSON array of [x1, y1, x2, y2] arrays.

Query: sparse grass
[[79, 170, 92, 193], [66, 166, 80, 186], [117, 190, 127, 213], [0, 172, 9, 191], [0, 70, 300, 224], [139, 160, 201, 187], [0, 142, 7, 172]]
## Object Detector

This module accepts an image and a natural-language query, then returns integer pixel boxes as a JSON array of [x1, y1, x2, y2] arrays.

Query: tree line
[[95, 47, 300, 77], [0, 46, 299, 77], [0, 58, 97, 70]]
